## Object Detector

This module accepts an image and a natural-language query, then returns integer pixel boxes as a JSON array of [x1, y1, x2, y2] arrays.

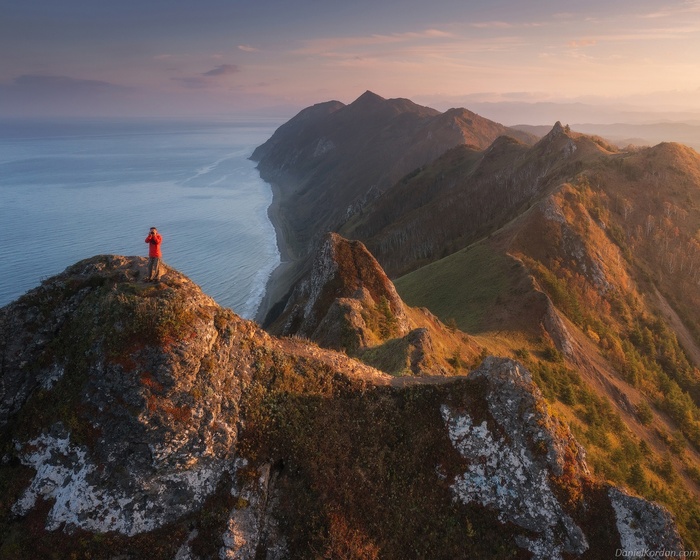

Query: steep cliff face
[[248, 100, 345, 167], [0, 256, 254, 538], [268, 232, 409, 339], [0, 256, 685, 558], [252, 91, 536, 260], [267, 233, 483, 376]]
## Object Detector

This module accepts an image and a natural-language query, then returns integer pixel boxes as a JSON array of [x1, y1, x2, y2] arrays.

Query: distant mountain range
[[422, 98, 700, 129], [251, 90, 536, 260], [514, 122, 700, 151]]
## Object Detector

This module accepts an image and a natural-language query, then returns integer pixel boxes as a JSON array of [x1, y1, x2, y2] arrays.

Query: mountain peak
[[352, 90, 386, 106], [550, 120, 569, 137], [532, 120, 579, 157], [269, 232, 409, 340], [267, 232, 488, 375]]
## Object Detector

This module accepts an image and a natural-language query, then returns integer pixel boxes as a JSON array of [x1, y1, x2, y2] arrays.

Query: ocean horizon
[[0, 117, 283, 319]]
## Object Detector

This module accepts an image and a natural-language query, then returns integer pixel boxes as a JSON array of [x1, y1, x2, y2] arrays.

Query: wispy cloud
[[10, 74, 132, 94], [0, 74, 135, 116], [568, 39, 597, 48], [639, 0, 700, 19], [574, 24, 700, 44], [470, 20, 545, 29], [202, 64, 239, 76], [173, 63, 240, 88], [238, 45, 258, 52], [153, 53, 226, 62], [172, 77, 210, 89], [294, 28, 453, 55]]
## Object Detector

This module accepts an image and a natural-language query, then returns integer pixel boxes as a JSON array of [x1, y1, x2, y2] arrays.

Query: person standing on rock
[[144, 227, 162, 282]]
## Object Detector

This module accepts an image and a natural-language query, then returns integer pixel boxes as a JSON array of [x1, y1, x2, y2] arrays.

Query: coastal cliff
[[252, 91, 537, 323], [0, 255, 685, 558], [251, 91, 535, 260], [252, 93, 700, 552]]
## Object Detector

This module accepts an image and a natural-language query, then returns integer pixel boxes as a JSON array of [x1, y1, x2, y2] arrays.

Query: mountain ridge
[[3, 91, 700, 556], [0, 254, 686, 558], [252, 93, 700, 549], [251, 90, 536, 262]]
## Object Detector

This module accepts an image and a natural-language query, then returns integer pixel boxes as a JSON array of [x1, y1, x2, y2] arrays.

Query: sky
[[2, 0, 700, 124]]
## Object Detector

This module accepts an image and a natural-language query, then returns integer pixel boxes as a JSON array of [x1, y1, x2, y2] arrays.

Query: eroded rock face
[[268, 232, 482, 376], [1, 256, 255, 535], [271, 232, 409, 339], [441, 358, 684, 560], [12, 427, 223, 536], [609, 487, 683, 555], [219, 460, 287, 560], [442, 358, 589, 559]]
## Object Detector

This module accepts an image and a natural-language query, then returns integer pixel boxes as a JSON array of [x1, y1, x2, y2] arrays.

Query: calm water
[[0, 118, 282, 319]]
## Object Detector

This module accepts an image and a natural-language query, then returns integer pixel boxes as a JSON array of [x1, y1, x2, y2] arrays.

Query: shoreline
[[255, 178, 301, 324]]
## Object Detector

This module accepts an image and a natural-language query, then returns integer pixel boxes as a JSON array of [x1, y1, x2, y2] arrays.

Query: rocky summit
[[266, 232, 483, 377], [0, 254, 685, 559]]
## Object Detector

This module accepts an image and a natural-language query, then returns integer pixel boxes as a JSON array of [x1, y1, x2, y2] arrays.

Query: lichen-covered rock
[[609, 487, 683, 554], [219, 460, 287, 560], [0, 255, 390, 557], [1, 256, 255, 535], [12, 427, 222, 536], [440, 357, 684, 560], [442, 358, 589, 559]]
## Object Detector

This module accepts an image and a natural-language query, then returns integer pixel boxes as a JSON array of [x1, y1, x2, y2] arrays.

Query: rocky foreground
[[0, 255, 684, 559]]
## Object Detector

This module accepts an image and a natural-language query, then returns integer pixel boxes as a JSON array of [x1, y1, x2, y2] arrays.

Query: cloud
[[639, 0, 700, 19], [171, 76, 211, 89], [10, 74, 132, 95], [294, 28, 454, 56], [172, 63, 240, 89], [469, 20, 544, 29], [470, 21, 515, 29], [202, 64, 239, 76], [238, 45, 258, 52], [568, 39, 597, 48], [0, 74, 137, 117]]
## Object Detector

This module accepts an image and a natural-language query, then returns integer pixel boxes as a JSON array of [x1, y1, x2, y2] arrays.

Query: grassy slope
[[395, 176, 700, 548], [395, 243, 512, 333], [395, 241, 544, 353]]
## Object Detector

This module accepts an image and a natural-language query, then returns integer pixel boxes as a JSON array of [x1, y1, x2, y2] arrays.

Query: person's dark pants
[[147, 257, 161, 280]]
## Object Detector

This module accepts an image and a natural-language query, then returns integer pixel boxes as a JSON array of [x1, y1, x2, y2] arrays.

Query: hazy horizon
[[3, 1, 700, 126]]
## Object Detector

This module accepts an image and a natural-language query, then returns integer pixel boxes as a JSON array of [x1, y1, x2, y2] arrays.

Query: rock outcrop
[[269, 232, 409, 340], [0, 256, 684, 558], [268, 233, 483, 376], [1, 256, 250, 537]]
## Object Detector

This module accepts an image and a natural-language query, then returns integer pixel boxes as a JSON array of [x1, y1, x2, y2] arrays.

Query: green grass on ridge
[[395, 243, 512, 333]]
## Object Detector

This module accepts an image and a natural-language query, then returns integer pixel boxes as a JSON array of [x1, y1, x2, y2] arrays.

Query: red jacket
[[145, 233, 162, 258]]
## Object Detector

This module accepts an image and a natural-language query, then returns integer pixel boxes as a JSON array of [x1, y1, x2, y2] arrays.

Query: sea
[[0, 117, 283, 319]]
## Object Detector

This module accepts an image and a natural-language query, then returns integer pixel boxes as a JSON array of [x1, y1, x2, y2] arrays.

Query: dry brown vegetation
[[394, 139, 700, 549]]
